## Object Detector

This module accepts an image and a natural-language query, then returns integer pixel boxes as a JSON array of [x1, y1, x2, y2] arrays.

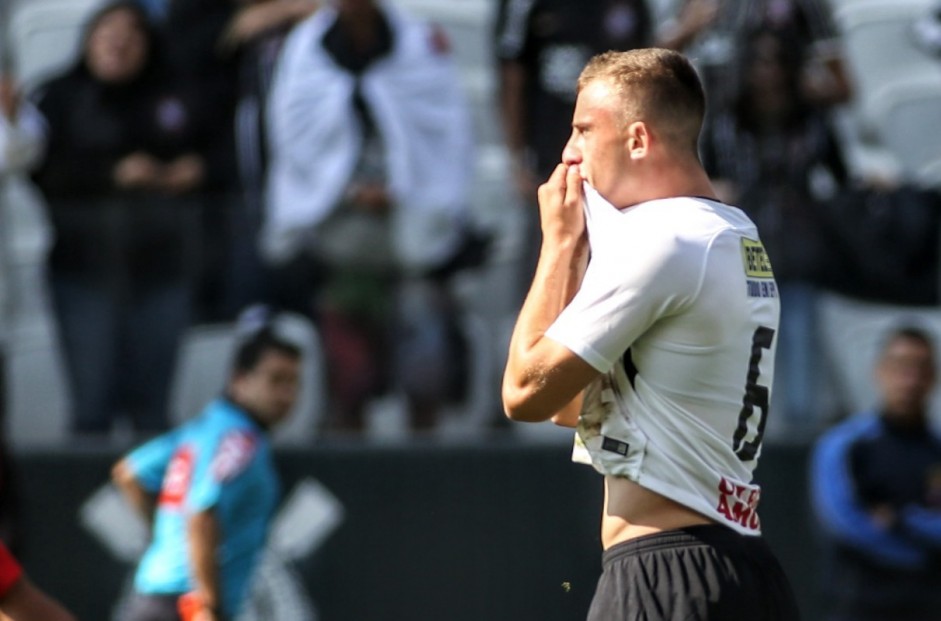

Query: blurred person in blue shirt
[[810, 325, 941, 621], [111, 323, 302, 621]]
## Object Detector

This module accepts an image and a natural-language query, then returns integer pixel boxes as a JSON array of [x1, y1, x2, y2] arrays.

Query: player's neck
[[616, 163, 717, 209]]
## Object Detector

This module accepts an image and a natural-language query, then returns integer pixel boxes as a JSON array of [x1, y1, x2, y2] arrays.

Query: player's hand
[[178, 591, 220, 621], [192, 608, 220, 621], [537, 163, 586, 246]]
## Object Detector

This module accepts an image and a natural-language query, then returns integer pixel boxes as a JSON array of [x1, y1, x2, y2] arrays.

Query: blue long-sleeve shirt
[[809, 411, 941, 614]]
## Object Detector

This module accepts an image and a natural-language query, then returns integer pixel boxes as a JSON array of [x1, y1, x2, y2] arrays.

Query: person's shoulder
[[817, 412, 882, 446], [29, 68, 84, 108], [633, 196, 744, 242]]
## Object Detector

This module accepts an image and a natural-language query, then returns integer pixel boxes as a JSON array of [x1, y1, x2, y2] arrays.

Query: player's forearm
[[188, 511, 222, 613], [503, 236, 588, 421], [551, 392, 584, 427], [111, 460, 156, 525]]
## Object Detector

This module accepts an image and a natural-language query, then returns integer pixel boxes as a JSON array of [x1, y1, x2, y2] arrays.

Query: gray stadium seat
[[860, 75, 941, 183], [835, 0, 941, 115], [167, 313, 326, 446], [5, 0, 104, 90]]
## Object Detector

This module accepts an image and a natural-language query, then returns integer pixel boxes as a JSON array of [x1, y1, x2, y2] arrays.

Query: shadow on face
[[230, 351, 302, 429]]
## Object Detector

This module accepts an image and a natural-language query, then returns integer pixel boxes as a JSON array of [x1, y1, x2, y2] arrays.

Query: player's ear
[[626, 121, 649, 160]]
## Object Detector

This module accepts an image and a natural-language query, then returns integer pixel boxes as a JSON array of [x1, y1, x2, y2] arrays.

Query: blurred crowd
[[0, 1, 939, 619], [0, 0, 939, 443]]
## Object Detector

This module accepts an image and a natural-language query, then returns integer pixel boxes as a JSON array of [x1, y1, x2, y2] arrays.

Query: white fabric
[[264, 3, 473, 270], [0, 103, 47, 346], [0, 102, 46, 173], [546, 186, 780, 535]]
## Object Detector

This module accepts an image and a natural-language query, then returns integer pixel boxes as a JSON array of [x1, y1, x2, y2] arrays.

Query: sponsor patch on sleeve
[[741, 238, 777, 298], [741, 238, 774, 278], [211, 431, 257, 483]]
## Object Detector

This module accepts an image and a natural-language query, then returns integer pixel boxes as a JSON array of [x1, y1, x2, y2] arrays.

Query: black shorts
[[586, 525, 800, 621]]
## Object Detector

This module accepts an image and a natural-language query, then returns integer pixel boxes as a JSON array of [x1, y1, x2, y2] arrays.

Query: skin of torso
[[602, 476, 715, 549]]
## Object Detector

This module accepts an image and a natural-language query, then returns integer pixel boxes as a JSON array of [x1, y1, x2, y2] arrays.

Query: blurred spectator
[[112, 323, 302, 621], [264, 0, 480, 432], [158, 0, 318, 322], [701, 27, 848, 429], [810, 325, 941, 621], [493, 0, 653, 289], [658, 0, 851, 111], [27, 1, 222, 436], [0, 71, 45, 551]]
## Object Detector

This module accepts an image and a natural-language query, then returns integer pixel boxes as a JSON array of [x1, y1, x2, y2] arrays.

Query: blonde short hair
[[578, 48, 705, 154]]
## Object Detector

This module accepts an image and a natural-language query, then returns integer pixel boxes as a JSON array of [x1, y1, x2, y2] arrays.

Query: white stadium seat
[[5, 0, 104, 91], [168, 313, 327, 446]]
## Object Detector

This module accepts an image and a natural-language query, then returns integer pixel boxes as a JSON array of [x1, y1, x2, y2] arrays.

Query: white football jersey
[[545, 185, 780, 535]]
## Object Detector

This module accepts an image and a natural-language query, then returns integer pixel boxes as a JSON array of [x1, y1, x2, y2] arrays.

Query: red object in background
[[177, 591, 202, 621], [0, 542, 23, 597]]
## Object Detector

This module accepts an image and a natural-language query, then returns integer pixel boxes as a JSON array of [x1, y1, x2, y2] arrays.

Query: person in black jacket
[[30, 1, 221, 436]]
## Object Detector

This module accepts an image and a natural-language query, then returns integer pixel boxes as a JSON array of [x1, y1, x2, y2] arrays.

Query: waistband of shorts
[[601, 525, 759, 566]]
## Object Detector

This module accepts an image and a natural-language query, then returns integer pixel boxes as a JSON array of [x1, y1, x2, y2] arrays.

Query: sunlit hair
[[577, 48, 706, 155]]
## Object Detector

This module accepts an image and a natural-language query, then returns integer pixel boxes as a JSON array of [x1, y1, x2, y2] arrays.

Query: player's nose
[[562, 142, 581, 166]]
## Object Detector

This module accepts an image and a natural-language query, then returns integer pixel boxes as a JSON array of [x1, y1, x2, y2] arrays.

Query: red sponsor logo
[[159, 446, 194, 507], [211, 431, 257, 483], [716, 476, 761, 531]]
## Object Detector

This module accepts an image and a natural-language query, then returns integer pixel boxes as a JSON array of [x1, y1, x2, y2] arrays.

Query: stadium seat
[[834, 0, 940, 107], [917, 155, 941, 188], [818, 291, 941, 426], [167, 313, 326, 445], [858, 75, 941, 183], [6, 0, 104, 91]]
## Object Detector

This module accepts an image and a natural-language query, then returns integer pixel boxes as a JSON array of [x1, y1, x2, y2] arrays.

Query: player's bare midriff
[[601, 475, 715, 550]]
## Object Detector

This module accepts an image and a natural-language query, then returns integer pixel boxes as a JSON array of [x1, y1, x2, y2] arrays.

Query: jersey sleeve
[[187, 429, 258, 513], [0, 542, 23, 598], [546, 227, 705, 373], [126, 429, 183, 493]]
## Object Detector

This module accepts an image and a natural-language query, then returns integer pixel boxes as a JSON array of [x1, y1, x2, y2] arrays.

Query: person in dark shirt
[[811, 325, 941, 621], [494, 0, 653, 292], [30, 1, 219, 436], [701, 26, 848, 429], [157, 0, 317, 322]]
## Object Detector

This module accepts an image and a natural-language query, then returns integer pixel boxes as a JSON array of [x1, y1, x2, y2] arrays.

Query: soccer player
[[502, 48, 800, 620], [112, 326, 302, 621], [0, 542, 76, 621]]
